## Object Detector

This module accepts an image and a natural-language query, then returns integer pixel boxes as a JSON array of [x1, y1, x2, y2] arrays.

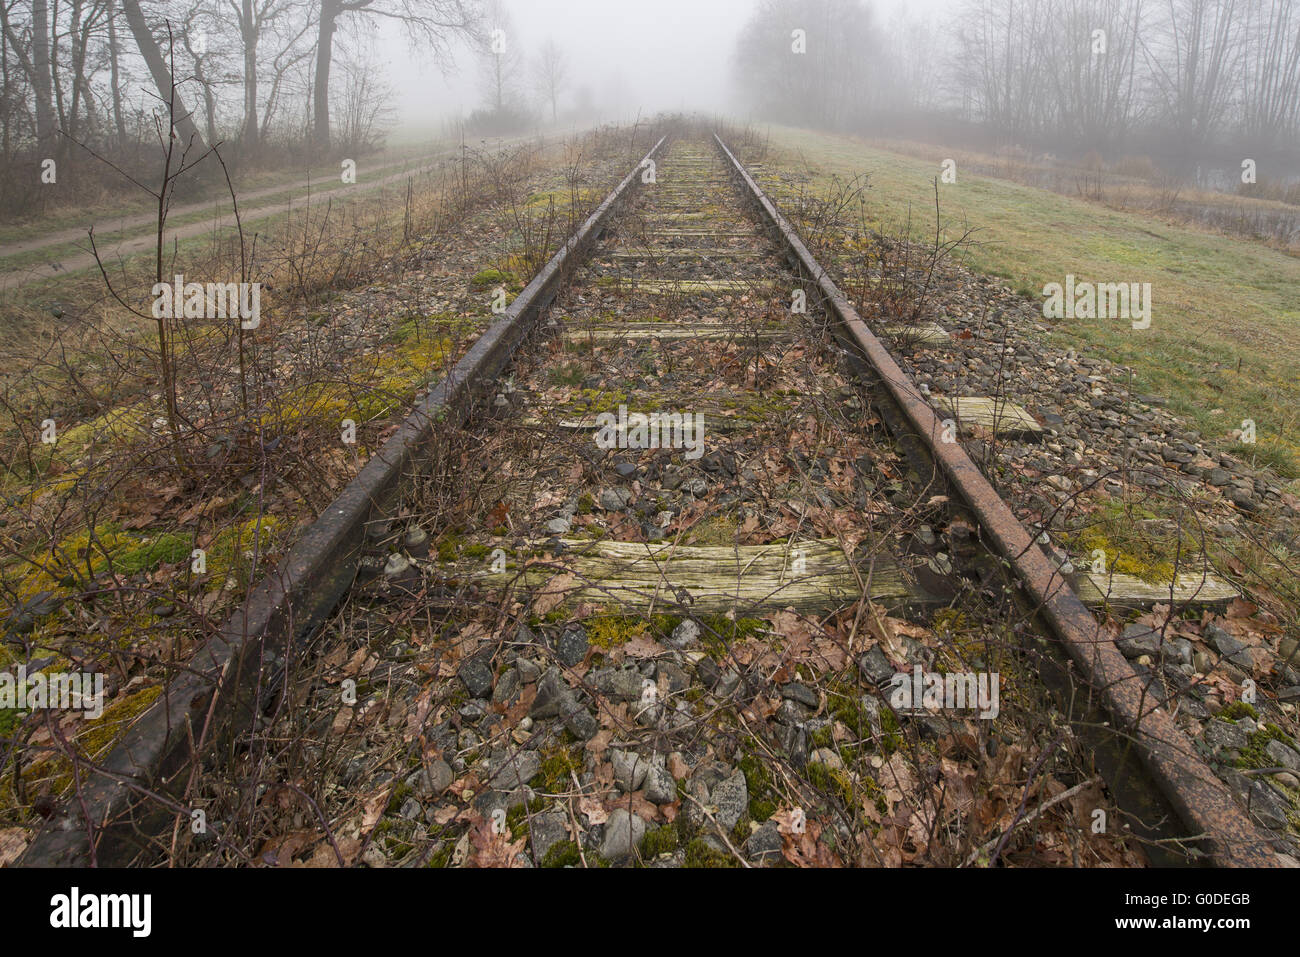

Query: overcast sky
[[378, 0, 950, 137]]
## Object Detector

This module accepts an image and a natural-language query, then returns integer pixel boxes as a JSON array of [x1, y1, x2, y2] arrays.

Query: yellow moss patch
[[269, 335, 451, 430], [587, 616, 650, 649], [9, 685, 165, 808], [5, 524, 193, 608], [204, 515, 281, 589]]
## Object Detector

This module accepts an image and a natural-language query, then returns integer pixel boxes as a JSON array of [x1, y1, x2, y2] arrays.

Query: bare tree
[[732, 0, 884, 130], [1043, 0, 1144, 149], [1238, 0, 1300, 147], [477, 0, 524, 114], [119, 0, 208, 151], [312, 0, 479, 150], [531, 35, 567, 122], [1142, 0, 1244, 147]]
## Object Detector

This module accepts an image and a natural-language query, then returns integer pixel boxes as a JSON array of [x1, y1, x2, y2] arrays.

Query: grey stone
[[399, 797, 423, 821], [591, 666, 644, 701], [715, 668, 741, 697], [656, 661, 689, 694], [1264, 739, 1300, 773], [644, 761, 677, 804], [810, 747, 843, 769], [1278, 686, 1300, 703], [613, 462, 638, 479], [458, 656, 495, 698], [745, 822, 782, 863], [600, 488, 631, 511], [612, 750, 650, 792], [409, 759, 454, 798], [1117, 624, 1162, 657], [492, 668, 521, 705], [782, 682, 819, 708], [562, 700, 599, 740], [545, 517, 571, 535], [473, 786, 535, 816], [710, 770, 749, 832], [516, 656, 542, 683], [858, 645, 896, 685], [667, 618, 701, 649], [1227, 773, 1291, 830], [778, 723, 808, 767], [1207, 626, 1253, 667], [776, 699, 806, 725], [1167, 637, 1194, 667], [682, 476, 708, 497], [1203, 719, 1251, 751], [529, 810, 571, 862], [555, 628, 589, 667], [488, 750, 542, 790], [599, 809, 647, 862], [530, 668, 568, 719]]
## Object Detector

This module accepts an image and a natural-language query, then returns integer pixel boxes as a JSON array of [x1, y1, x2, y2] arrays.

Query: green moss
[[204, 515, 281, 589], [506, 797, 546, 837], [586, 616, 648, 649], [639, 826, 678, 859], [470, 267, 519, 289], [685, 514, 738, 546], [530, 746, 583, 793], [1068, 503, 1179, 584], [877, 705, 902, 752], [548, 361, 586, 387], [749, 798, 776, 822], [695, 615, 765, 655], [829, 692, 869, 738], [426, 839, 457, 868], [683, 838, 738, 868], [1218, 701, 1259, 721], [806, 761, 856, 806], [1235, 723, 1299, 770], [386, 780, 414, 814], [541, 840, 582, 868]]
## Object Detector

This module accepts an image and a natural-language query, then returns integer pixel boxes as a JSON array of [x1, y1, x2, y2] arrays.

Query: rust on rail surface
[[712, 133, 1276, 868], [22, 136, 668, 867]]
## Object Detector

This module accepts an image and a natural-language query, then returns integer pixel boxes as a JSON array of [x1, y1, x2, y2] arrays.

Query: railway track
[[23, 130, 1286, 867]]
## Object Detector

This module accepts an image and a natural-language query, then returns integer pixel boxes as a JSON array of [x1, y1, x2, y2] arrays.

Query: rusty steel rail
[[22, 135, 667, 867], [713, 133, 1277, 868]]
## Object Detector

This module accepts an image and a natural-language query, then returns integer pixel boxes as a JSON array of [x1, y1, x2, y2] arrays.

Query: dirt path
[[0, 135, 532, 292]]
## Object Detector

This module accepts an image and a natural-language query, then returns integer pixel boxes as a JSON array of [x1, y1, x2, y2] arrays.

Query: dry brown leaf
[[0, 828, 28, 867], [468, 818, 527, 868], [622, 634, 665, 658], [533, 573, 577, 616], [330, 706, 354, 736], [362, 785, 392, 829], [578, 796, 608, 825]]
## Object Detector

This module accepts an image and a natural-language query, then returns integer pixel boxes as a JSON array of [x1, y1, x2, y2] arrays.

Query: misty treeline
[[734, 0, 1300, 168], [0, 0, 570, 212]]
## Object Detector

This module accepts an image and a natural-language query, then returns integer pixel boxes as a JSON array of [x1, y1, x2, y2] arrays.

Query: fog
[[3, 0, 1298, 194], [382, 0, 948, 133]]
